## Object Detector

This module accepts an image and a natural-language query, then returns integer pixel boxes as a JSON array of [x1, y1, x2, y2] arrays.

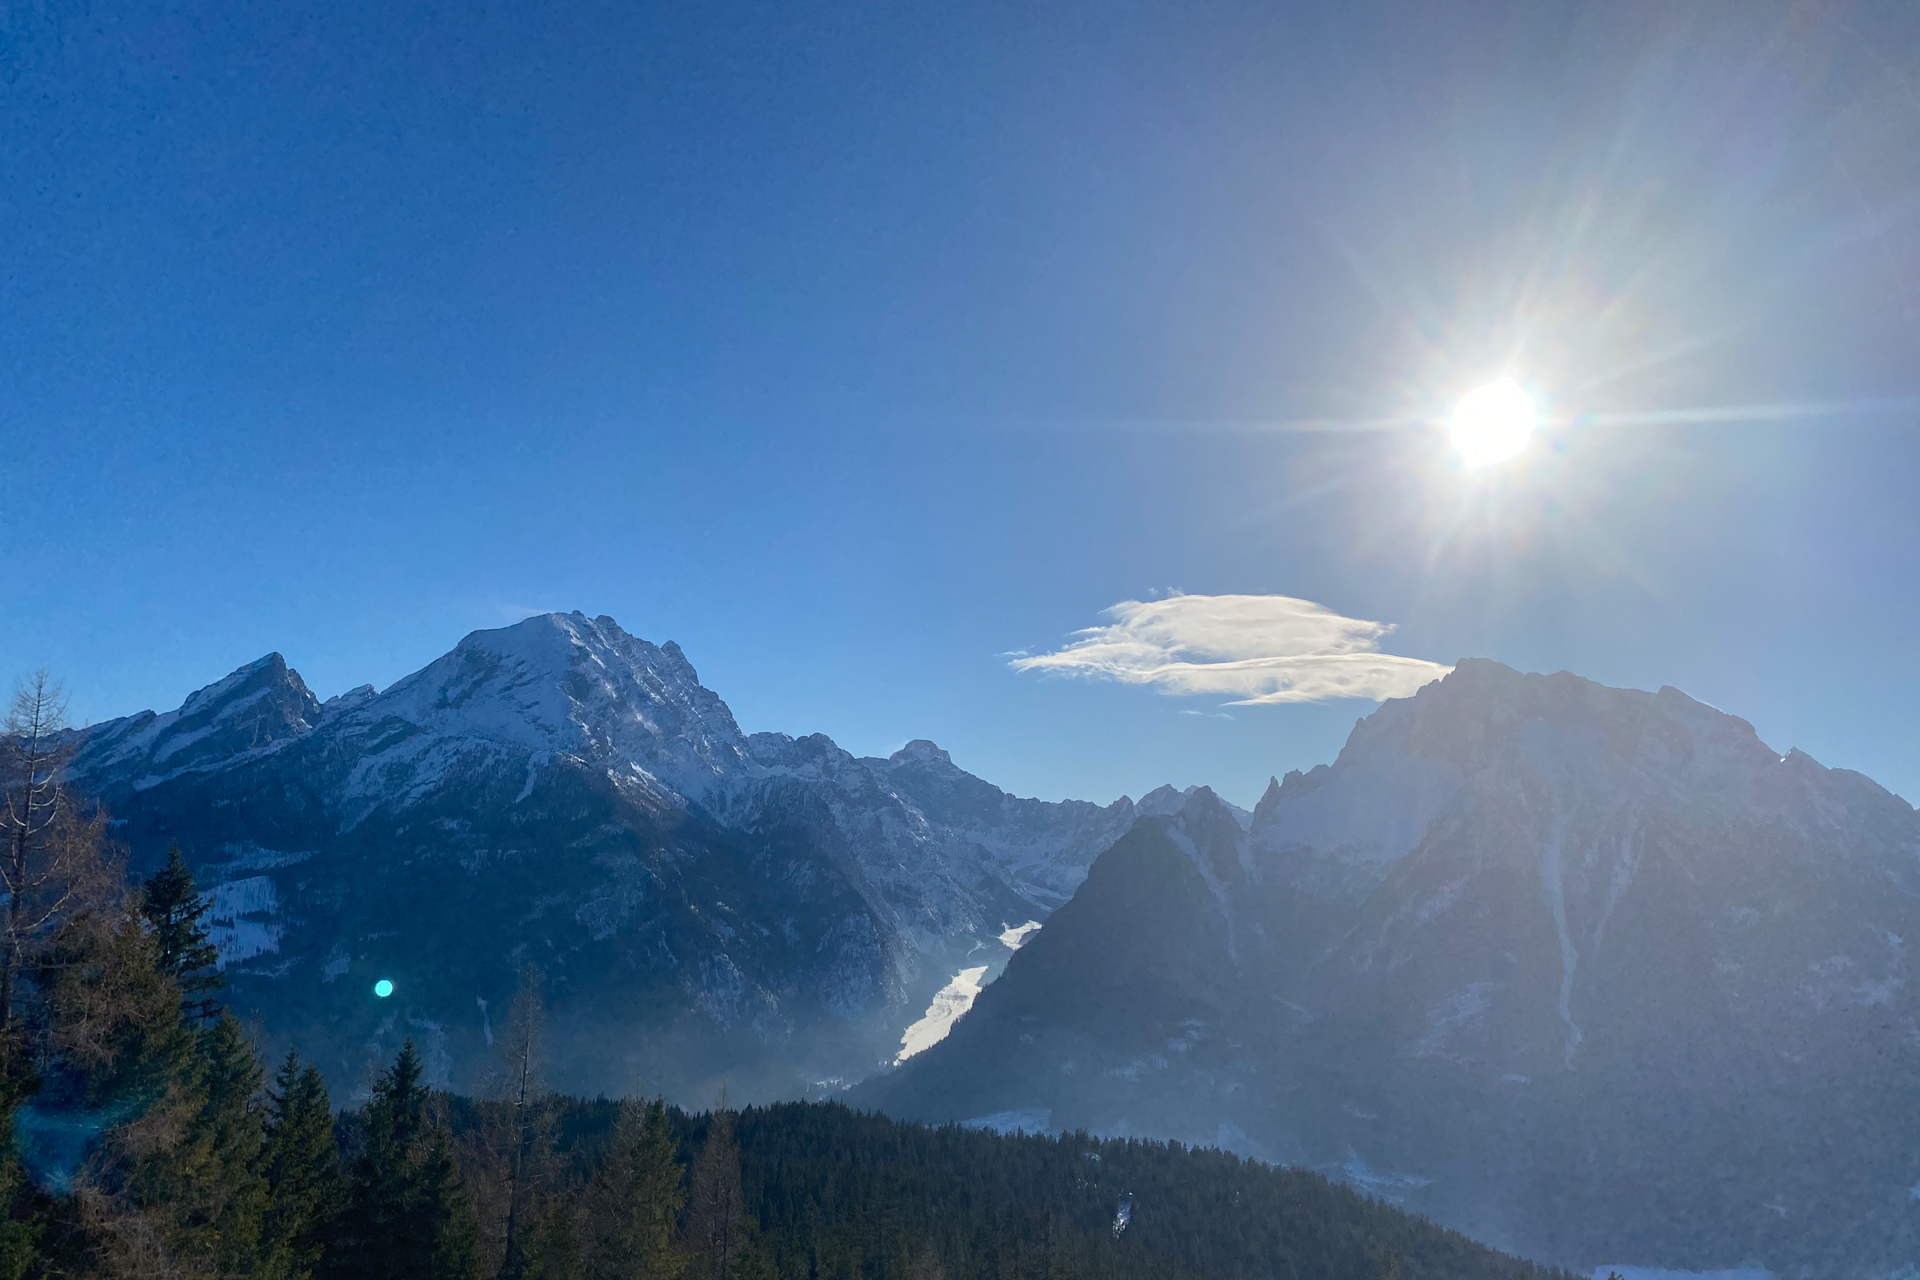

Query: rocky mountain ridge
[[854, 660, 1920, 1279], [69, 612, 1141, 1102]]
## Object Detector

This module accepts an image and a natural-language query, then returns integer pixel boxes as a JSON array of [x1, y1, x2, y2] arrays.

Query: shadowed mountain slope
[[855, 661, 1920, 1278]]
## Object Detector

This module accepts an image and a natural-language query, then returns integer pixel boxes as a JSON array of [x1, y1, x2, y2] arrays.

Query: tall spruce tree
[[324, 1041, 480, 1280], [173, 1013, 271, 1276], [581, 1097, 685, 1280], [141, 841, 222, 1021], [683, 1095, 746, 1280], [262, 1051, 342, 1280]]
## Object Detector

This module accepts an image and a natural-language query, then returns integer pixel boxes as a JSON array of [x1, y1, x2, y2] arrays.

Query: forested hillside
[[667, 1103, 1575, 1280]]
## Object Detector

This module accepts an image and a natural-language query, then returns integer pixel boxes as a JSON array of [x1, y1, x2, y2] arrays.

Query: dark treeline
[[0, 675, 1576, 1280], [558, 1102, 1576, 1280]]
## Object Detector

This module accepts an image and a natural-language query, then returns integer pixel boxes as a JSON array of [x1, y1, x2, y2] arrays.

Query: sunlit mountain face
[[856, 660, 1920, 1278], [70, 612, 1140, 1102]]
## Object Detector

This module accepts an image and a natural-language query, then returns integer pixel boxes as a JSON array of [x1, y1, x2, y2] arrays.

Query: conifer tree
[[683, 1094, 746, 1280], [324, 1041, 481, 1280], [141, 840, 223, 1021], [159, 1012, 270, 1276], [262, 1051, 342, 1280], [581, 1097, 685, 1280]]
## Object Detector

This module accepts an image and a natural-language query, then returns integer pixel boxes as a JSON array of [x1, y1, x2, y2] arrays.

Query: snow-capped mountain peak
[[73, 651, 323, 787], [72, 612, 760, 818], [307, 610, 756, 821], [351, 612, 750, 803]]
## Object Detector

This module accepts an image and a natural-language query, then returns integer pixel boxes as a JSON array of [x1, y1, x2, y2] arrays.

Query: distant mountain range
[[71, 620, 1920, 1276], [71, 612, 1156, 1101], [853, 659, 1920, 1278]]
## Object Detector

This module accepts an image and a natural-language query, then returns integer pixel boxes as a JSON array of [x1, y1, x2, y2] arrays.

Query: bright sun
[[1449, 379, 1537, 468]]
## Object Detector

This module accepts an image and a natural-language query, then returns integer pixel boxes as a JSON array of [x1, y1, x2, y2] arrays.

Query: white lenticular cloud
[[1009, 593, 1451, 705]]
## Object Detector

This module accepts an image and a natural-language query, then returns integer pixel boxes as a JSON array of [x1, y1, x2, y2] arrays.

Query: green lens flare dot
[[373, 979, 394, 998]]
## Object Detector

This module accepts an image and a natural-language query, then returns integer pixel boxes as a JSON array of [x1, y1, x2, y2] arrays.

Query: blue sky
[[5, 0, 1918, 807]]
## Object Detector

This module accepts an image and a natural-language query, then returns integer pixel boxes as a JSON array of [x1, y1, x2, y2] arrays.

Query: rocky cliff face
[[854, 661, 1920, 1279], [70, 612, 1137, 1104]]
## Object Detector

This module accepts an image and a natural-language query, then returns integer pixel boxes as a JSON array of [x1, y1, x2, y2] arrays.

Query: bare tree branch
[[1, 670, 120, 1028]]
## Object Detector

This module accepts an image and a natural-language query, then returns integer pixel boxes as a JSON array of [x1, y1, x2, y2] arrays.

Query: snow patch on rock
[[205, 876, 281, 968], [999, 920, 1043, 950], [897, 965, 990, 1063]]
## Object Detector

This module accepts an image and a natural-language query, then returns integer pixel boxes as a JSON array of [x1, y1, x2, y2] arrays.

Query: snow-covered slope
[[857, 661, 1920, 1280], [71, 612, 1138, 1104]]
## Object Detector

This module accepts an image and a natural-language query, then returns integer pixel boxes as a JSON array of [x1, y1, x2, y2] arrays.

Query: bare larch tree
[[481, 962, 555, 1279], [685, 1085, 746, 1280], [0, 671, 114, 1029]]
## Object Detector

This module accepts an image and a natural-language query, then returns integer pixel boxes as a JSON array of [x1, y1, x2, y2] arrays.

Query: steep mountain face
[[854, 661, 1920, 1279], [78, 652, 325, 783], [71, 613, 1137, 1103]]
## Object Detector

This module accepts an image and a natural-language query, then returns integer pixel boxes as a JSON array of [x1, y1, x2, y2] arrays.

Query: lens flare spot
[[1449, 379, 1537, 468], [373, 978, 394, 998]]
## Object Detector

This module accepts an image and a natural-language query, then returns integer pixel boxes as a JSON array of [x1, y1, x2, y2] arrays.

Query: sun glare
[[1449, 379, 1537, 468]]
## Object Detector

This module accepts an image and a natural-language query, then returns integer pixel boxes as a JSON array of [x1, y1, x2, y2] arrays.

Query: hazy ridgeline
[[0, 682, 1565, 1280]]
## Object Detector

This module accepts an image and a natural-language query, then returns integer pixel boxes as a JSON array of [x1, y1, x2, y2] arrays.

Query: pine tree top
[[373, 1040, 430, 1147], [141, 840, 223, 1016]]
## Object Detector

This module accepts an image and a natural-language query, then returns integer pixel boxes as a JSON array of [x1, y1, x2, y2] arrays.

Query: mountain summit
[[854, 660, 1920, 1278], [72, 612, 1140, 1101]]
